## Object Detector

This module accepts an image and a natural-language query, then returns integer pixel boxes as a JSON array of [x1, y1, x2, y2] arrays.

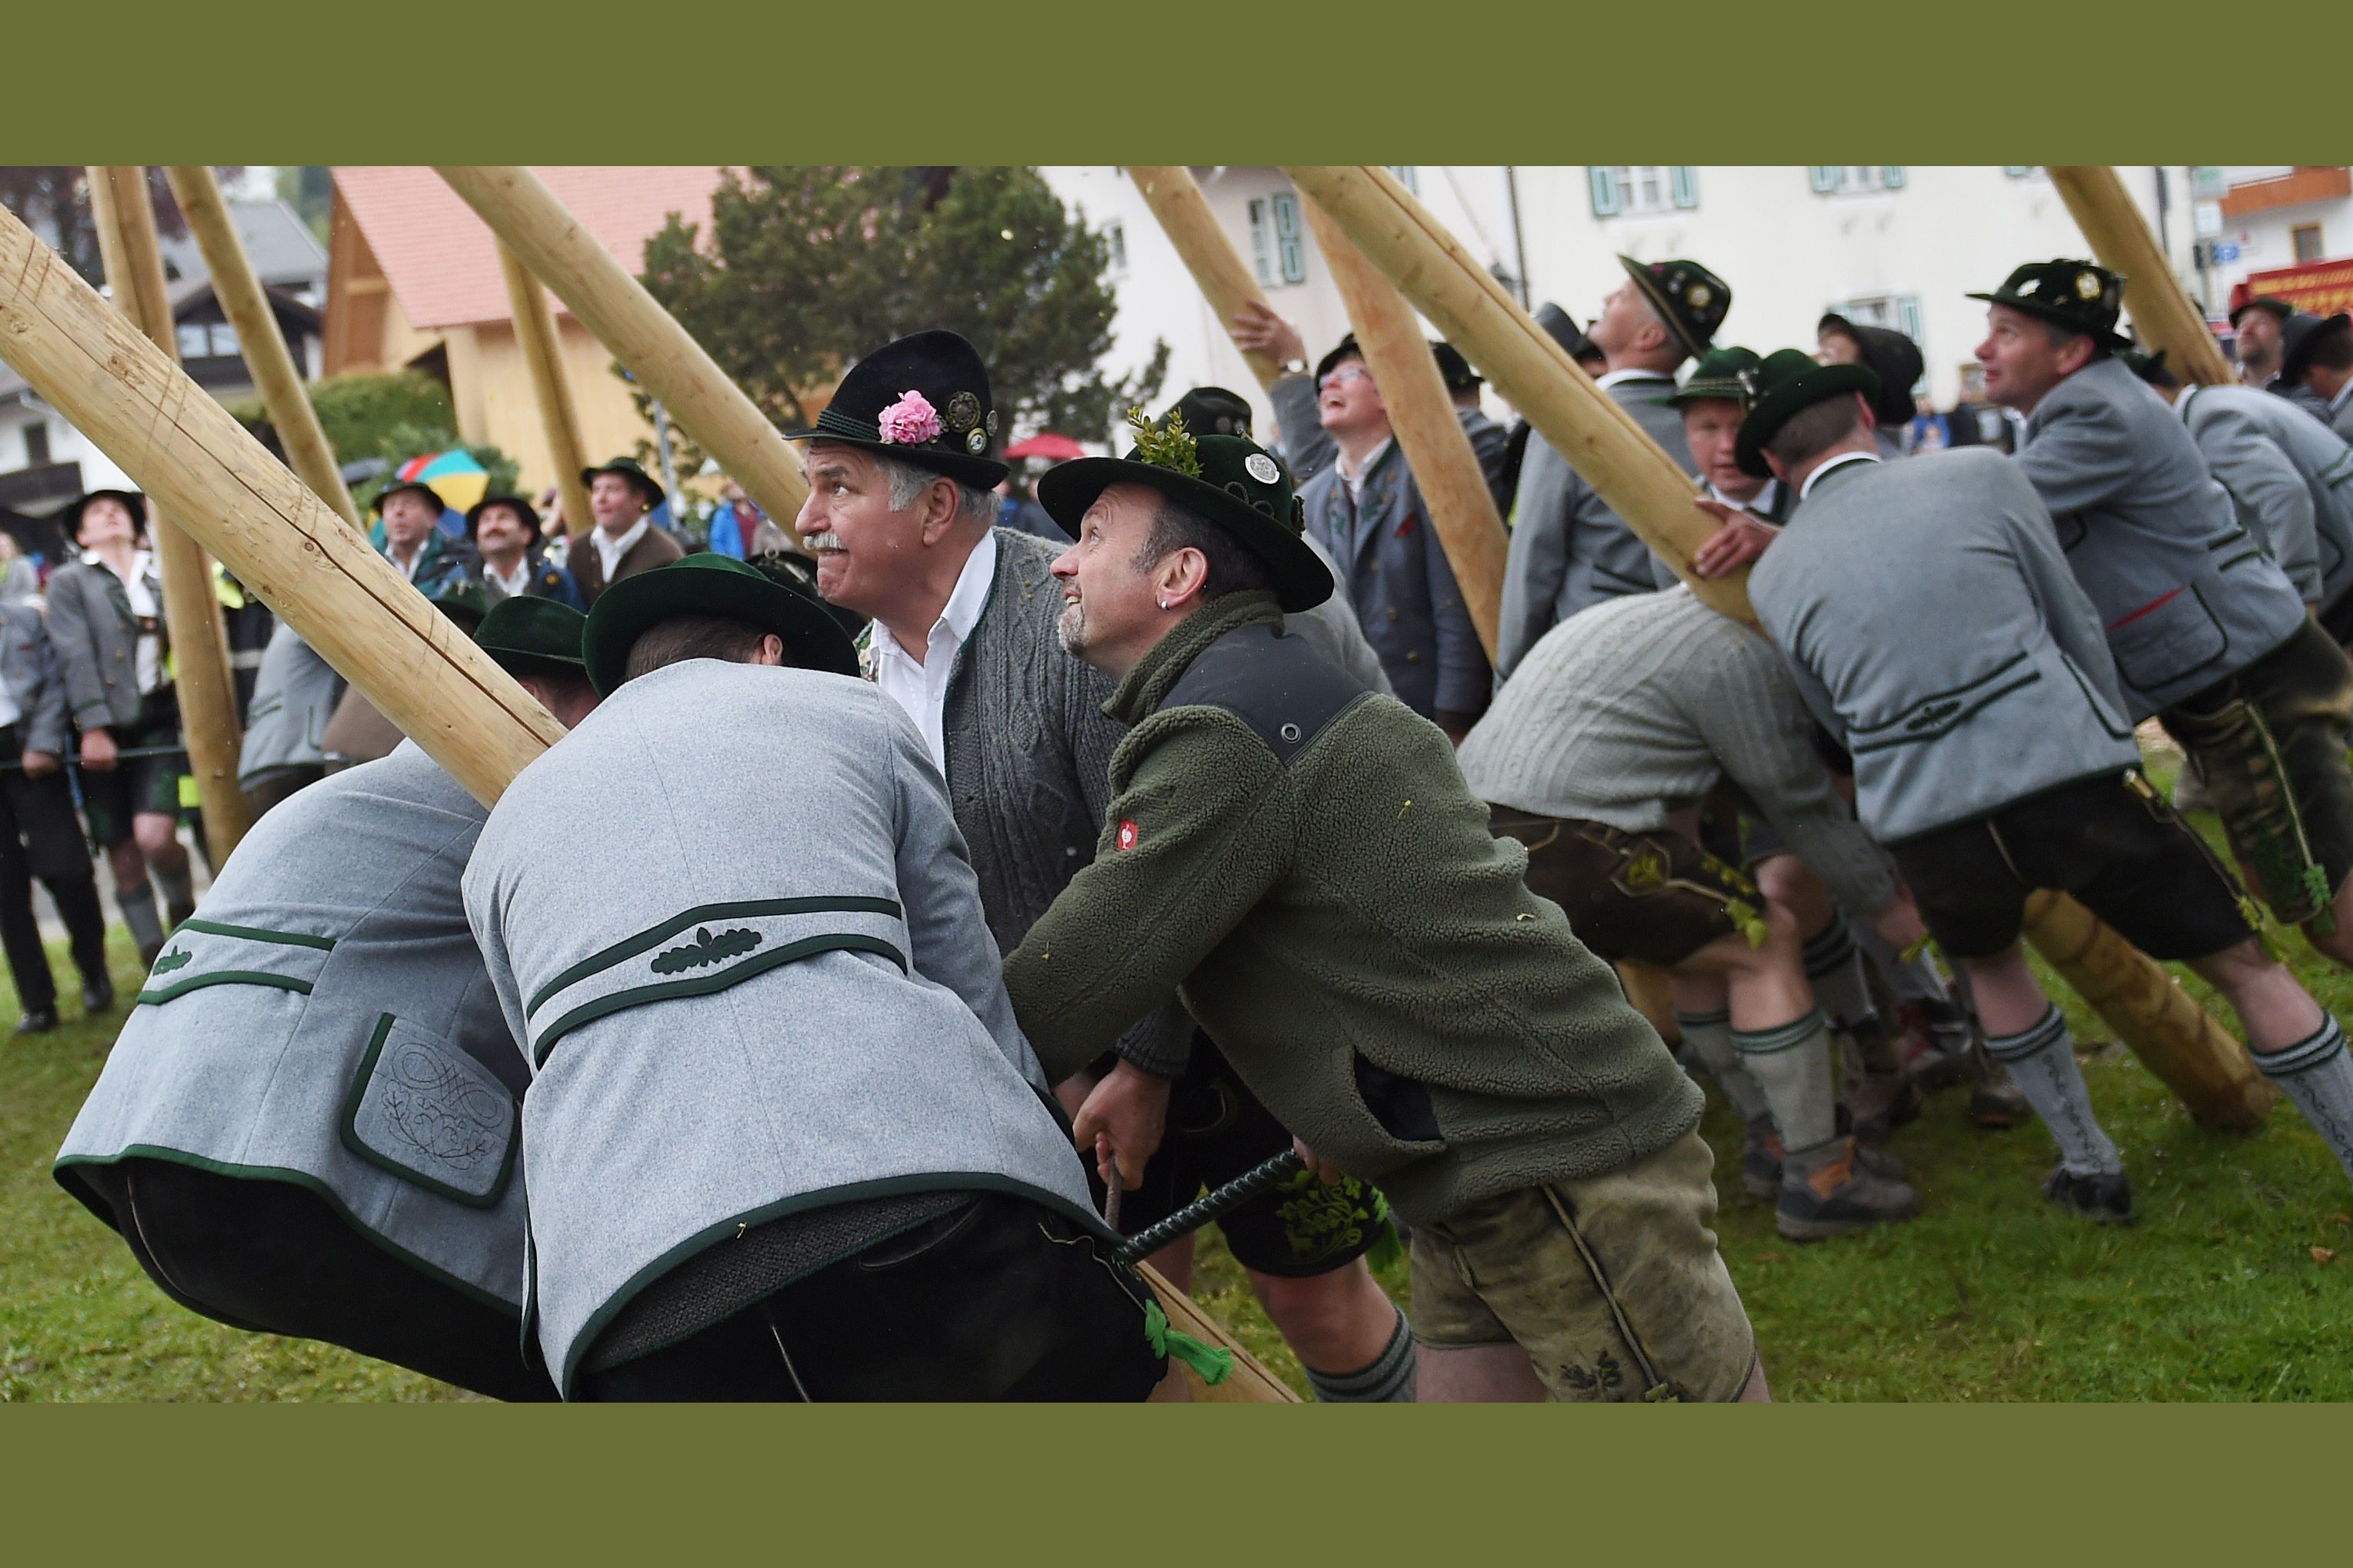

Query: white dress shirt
[[485, 556, 532, 601], [592, 516, 651, 582], [1799, 450, 1881, 501], [88, 549, 164, 695], [871, 531, 998, 772]]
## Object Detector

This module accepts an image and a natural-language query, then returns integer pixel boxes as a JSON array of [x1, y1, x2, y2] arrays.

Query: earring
[[1158, 598, 1169, 611]]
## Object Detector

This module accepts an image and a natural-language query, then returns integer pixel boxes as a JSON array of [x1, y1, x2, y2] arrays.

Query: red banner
[[2231, 258, 2353, 318]]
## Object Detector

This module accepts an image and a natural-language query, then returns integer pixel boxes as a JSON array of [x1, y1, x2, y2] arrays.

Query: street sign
[[2195, 200, 2225, 238], [2211, 241, 2241, 264]]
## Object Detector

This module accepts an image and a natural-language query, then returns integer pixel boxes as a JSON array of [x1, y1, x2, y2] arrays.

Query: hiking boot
[[16, 1006, 59, 1035], [1968, 1050, 2035, 1129], [1748, 1122, 1904, 1200], [1895, 998, 1976, 1090], [82, 977, 115, 1014], [2041, 1162, 2135, 1226], [1849, 1067, 1923, 1144], [1776, 1138, 1921, 1241]]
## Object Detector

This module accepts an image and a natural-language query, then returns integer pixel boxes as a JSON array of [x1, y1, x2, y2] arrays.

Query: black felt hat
[[475, 595, 587, 680], [465, 493, 543, 544], [1533, 302, 1603, 364], [579, 456, 665, 509], [2280, 311, 2351, 384], [1167, 386, 1255, 439], [581, 553, 860, 695], [1431, 341, 1483, 392], [1969, 259, 2131, 351], [423, 576, 489, 635], [64, 489, 146, 536], [1038, 417, 1331, 613], [1661, 346, 1764, 408], [1314, 332, 1363, 386], [2118, 347, 2179, 388], [1818, 314, 1925, 427], [1735, 348, 1881, 478], [373, 480, 444, 516], [2231, 295, 2295, 328], [784, 328, 1009, 488], [1618, 255, 1732, 361]]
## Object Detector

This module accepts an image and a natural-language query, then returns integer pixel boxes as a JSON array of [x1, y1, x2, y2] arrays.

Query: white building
[[1052, 165, 2208, 420], [2199, 166, 2353, 307]]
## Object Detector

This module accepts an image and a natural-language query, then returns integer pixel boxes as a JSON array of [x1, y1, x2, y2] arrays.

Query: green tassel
[[1898, 933, 1936, 964], [2304, 865, 2338, 936], [1144, 1300, 1232, 1386], [1724, 897, 1770, 950]]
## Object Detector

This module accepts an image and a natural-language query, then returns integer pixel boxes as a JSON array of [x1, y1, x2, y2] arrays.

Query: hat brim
[[581, 561, 861, 695], [1618, 255, 1712, 361], [65, 490, 146, 531], [375, 481, 445, 515], [1037, 458, 1333, 614], [1735, 363, 1881, 478], [1966, 291, 2134, 352], [465, 495, 542, 540], [2231, 298, 2295, 327], [782, 430, 1009, 489], [580, 465, 666, 508]]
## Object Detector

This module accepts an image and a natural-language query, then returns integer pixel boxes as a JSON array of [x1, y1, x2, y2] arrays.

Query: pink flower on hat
[[877, 390, 942, 447]]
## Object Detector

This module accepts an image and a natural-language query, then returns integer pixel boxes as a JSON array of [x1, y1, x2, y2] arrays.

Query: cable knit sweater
[[1457, 586, 1894, 919]]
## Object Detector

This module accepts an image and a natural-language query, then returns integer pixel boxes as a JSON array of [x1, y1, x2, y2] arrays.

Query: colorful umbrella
[[395, 448, 491, 515], [1003, 432, 1087, 461]]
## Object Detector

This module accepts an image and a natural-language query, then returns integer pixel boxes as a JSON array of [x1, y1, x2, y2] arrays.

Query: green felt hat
[[1735, 348, 1881, 478], [581, 553, 859, 696], [1618, 255, 1731, 362], [579, 456, 665, 508], [1661, 346, 1763, 408], [423, 576, 489, 633], [372, 480, 443, 516], [474, 594, 587, 679], [2118, 346, 2177, 388], [1166, 386, 1255, 440], [1968, 259, 2131, 351], [1037, 413, 1332, 613]]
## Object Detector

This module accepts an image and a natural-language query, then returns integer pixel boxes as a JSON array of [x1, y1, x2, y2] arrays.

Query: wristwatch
[[1280, 357, 1309, 376]]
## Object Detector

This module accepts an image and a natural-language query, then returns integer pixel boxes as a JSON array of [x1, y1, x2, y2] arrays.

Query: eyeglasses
[[1318, 365, 1374, 392]]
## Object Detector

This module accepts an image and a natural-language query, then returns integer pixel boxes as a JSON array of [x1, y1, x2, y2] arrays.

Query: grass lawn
[[5, 769, 2348, 1400]]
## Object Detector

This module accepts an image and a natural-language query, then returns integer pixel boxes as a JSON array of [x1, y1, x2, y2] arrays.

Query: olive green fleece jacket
[[1004, 592, 1701, 1226]]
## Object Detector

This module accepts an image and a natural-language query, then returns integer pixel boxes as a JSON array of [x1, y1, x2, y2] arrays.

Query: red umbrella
[[1003, 432, 1087, 461]]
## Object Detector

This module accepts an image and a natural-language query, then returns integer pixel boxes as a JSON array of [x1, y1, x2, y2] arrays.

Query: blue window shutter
[[1884, 166, 1906, 189], [2004, 165, 2036, 178], [1810, 166, 1841, 195], [1671, 166, 1699, 208], [1273, 194, 1306, 284], [1247, 198, 1273, 286], [1588, 167, 1621, 217]]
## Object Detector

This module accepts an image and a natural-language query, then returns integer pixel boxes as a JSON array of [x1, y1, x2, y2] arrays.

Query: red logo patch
[[1395, 514, 1418, 538], [1116, 819, 1139, 851]]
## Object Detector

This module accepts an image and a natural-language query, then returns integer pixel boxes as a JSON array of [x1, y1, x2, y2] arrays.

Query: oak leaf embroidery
[[651, 926, 765, 975]]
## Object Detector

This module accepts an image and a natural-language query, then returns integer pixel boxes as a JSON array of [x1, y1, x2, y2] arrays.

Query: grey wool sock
[[1735, 1009, 1838, 1154], [116, 881, 164, 951], [1985, 1004, 2121, 1177], [1305, 1303, 1416, 1403], [1803, 920, 1878, 1032], [1851, 919, 1948, 1006], [153, 861, 194, 914], [1675, 1008, 1771, 1124], [2254, 1017, 2353, 1186]]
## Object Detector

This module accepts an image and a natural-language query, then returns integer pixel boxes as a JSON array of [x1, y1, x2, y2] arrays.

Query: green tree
[[274, 166, 335, 247], [637, 166, 1165, 459]]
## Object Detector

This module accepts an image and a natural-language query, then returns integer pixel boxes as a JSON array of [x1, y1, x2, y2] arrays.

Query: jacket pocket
[[338, 1013, 519, 1207], [2105, 584, 2228, 695], [1849, 651, 2041, 754]]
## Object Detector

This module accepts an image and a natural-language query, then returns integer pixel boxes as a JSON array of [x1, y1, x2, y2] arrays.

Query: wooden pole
[[3, 197, 561, 808], [85, 167, 256, 862], [2047, 167, 2235, 388], [1284, 166, 1751, 625], [432, 167, 808, 528], [1297, 194, 1506, 661], [159, 165, 361, 532], [2024, 891, 2275, 1132], [0, 198, 1284, 1400], [495, 239, 596, 541], [1125, 166, 1284, 392]]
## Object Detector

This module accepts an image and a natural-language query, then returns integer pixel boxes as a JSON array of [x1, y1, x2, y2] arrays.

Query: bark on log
[[1125, 166, 1285, 392]]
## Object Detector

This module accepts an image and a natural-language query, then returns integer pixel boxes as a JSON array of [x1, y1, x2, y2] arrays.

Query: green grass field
[[5, 776, 2348, 1400]]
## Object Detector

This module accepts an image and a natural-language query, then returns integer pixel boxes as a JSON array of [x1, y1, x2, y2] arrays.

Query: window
[[1103, 220, 1127, 277], [1248, 195, 1308, 286], [2004, 166, 2041, 179], [1388, 166, 1418, 194], [209, 322, 239, 357], [1587, 167, 1698, 218], [23, 422, 50, 465], [1828, 295, 1928, 390], [1810, 166, 1905, 195], [177, 322, 208, 358], [2295, 223, 2325, 262], [1248, 198, 1272, 285]]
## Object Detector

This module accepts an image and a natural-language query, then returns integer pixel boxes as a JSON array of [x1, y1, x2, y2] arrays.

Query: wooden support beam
[[432, 167, 808, 530], [161, 165, 361, 532], [1125, 167, 1285, 392], [85, 167, 255, 862], [1296, 194, 1506, 661], [1284, 166, 1752, 625], [495, 240, 596, 542], [2047, 167, 2236, 388]]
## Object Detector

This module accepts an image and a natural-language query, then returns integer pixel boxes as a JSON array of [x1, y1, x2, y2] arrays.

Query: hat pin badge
[[2075, 271, 2102, 300], [1244, 452, 1281, 484], [1687, 282, 1712, 310]]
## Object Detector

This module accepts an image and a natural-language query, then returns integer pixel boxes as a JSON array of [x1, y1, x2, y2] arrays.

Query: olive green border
[[175, 917, 336, 950], [134, 970, 313, 1007], [335, 1014, 521, 1210], [532, 931, 908, 1065], [527, 895, 902, 1015]]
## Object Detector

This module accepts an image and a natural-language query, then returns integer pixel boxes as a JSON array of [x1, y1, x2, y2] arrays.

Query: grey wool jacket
[[2172, 383, 2353, 614], [2016, 357, 2307, 718], [55, 742, 531, 1312], [463, 659, 1098, 1394], [238, 622, 343, 787], [45, 554, 166, 729], [1497, 370, 1697, 678], [1750, 451, 2141, 844], [1458, 586, 1895, 919], [0, 598, 71, 756]]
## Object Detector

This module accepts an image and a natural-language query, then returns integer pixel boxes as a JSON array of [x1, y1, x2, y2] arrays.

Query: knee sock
[[1675, 1008, 1771, 1124], [116, 881, 163, 952], [153, 860, 194, 917], [1803, 920, 1879, 1034], [2253, 1017, 2353, 1186], [1305, 1303, 1416, 1403], [1734, 1009, 1838, 1155], [45, 874, 110, 985], [1851, 918, 1948, 1007], [1985, 1004, 2121, 1177]]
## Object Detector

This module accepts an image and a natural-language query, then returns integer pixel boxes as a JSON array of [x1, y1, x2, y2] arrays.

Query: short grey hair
[[1135, 496, 1274, 601], [875, 453, 995, 523]]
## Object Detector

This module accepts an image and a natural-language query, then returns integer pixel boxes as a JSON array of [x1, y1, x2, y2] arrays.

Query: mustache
[[804, 531, 847, 552]]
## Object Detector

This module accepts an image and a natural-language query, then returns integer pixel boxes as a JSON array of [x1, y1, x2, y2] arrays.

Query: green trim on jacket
[[1006, 593, 1701, 1226]]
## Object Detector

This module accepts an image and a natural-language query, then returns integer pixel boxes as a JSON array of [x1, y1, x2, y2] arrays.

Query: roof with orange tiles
[[332, 167, 722, 331]]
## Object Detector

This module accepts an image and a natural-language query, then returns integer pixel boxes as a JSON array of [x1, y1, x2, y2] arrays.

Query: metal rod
[[1114, 1149, 1304, 1264]]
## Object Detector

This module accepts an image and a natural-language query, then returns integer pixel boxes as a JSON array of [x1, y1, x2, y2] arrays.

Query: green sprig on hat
[[1127, 406, 1201, 479]]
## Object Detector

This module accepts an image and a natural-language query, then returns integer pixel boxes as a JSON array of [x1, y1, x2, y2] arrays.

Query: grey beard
[[1055, 600, 1087, 655]]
